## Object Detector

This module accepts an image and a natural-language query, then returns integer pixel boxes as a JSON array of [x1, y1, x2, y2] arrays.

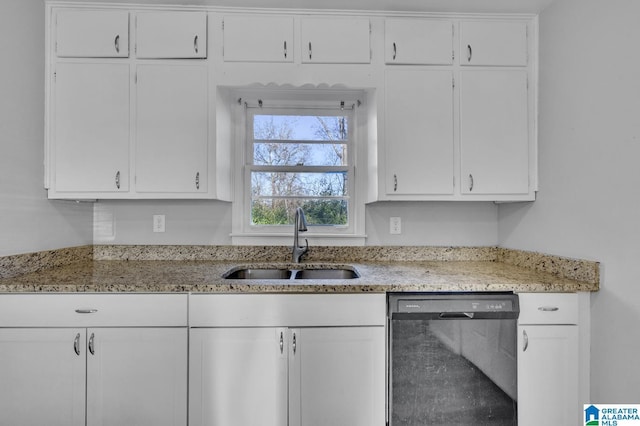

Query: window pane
[[253, 115, 348, 141], [251, 198, 348, 226], [253, 142, 347, 166], [251, 172, 347, 197]]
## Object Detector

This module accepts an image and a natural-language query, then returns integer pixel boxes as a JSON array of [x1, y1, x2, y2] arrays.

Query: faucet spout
[[292, 207, 309, 263]]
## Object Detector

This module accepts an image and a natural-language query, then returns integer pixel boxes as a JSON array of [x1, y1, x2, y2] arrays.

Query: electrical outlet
[[153, 215, 165, 233], [390, 217, 402, 235]]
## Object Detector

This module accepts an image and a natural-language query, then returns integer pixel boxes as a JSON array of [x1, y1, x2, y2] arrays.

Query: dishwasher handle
[[439, 312, 475, 319]]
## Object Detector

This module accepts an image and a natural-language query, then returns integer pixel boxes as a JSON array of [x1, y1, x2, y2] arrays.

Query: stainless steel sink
[[293, 268, 360, 279], [223, 266, 359, 280], [224, 268, 293, 279]]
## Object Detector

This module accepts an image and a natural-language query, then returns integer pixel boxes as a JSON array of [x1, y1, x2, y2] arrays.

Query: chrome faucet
[[292, 207, 309, 263]]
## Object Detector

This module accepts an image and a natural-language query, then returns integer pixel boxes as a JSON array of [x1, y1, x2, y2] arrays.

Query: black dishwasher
[[388, 292, 519, 426]]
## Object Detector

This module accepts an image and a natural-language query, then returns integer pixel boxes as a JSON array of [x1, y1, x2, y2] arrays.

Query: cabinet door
[[289, 327, 385, 426], [189, 328, 288, 426], [460, 21, 528, 66], [54, 62, 130, 193], [301, 17, 370, 64], [385, 68, 454, 195], [86, 328, 188, 426], [460, 69, 529, 195], [135, 64, 208, 193], [384, 19, 452, 65], [223, 15, 294, 62], [136, 12, 207, 58], [518, 325, 579, 426], [0, 328, 85, 426], [56, 10, 129, 58]]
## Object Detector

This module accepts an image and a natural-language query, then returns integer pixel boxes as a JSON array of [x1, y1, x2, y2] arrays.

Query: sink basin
[[224, 268, 293, 279], [293, 269, 360, 280], [223, 266, 359, 280]]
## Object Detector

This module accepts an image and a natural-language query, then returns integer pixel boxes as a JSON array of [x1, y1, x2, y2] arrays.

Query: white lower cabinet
[[0, 295, 188, 426], [0, 328, 86, 426], [189, 294, 386, 426], [517, 293, 581, 426]]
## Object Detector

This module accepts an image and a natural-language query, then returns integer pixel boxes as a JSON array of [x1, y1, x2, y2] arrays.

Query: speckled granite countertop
[[0, 246, 600, 293]]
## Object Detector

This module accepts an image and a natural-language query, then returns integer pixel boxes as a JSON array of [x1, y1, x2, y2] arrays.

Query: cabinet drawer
[[518, 293, 578, 325], [190, 294, 386, 327], [0, 294, 188, 327]]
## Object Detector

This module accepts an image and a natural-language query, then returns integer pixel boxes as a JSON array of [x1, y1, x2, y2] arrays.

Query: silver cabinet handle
[[88, 333, 95, 355], [115, 171, 121, 189], [284, 41, 287, 59], [393, 174, 398, 192], [74, 333, 81, 356], [522, 329, 529, 352], [469, 174, 474, 192], [392, 42, 397, 60], [194, 35, 199, 53], [279, 331, 284, 354], [467, 44, 472, 62], [538, 306, 560, 312], [195, 172, 200, 190], [75, 308, 98, 314], [115, 35, 120, 53], [308, 42, 312, 60], [292, 332, 297, 354]]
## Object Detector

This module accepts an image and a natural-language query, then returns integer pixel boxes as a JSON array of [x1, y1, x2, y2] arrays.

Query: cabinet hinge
[[452, 76, 455, 88], [53, 71, 56, 82]]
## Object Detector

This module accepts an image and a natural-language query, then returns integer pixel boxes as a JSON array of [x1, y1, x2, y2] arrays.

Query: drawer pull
[[194, 35, 199, 54], [279, 331, 284, 354], [75, 308, 98, 314], [292, 332, 297, 354], [522, 329, 529, 352], [538, 306, 559, 312]]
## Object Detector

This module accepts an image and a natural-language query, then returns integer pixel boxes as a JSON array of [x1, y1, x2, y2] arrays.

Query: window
[[230, 90, 366, 245]]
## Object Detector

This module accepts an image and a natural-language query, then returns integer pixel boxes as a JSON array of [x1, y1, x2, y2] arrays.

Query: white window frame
[[230, 88, 366, 246]]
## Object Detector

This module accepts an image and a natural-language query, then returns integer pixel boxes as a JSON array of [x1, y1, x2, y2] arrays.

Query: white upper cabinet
[[384, 19, 453, 65], [136, 11, 207, 58], [223, 15, 294, 62], [385, 68, 454, 196], [460, 20, 528, 66], [53, 62, 130, 194], [135, 64, 208, 193], [301, 17, 370, 64], [460, 69, 530, 195], [56, 10, 129, 58]]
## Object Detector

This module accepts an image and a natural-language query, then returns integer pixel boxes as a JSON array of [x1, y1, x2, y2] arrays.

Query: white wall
[[498, 0, 640, 402], [0, 0, 93, 257], [95, 200, 499, 247]]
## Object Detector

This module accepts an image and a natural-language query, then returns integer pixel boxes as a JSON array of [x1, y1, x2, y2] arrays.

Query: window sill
[[230, 233, 367, 246]]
